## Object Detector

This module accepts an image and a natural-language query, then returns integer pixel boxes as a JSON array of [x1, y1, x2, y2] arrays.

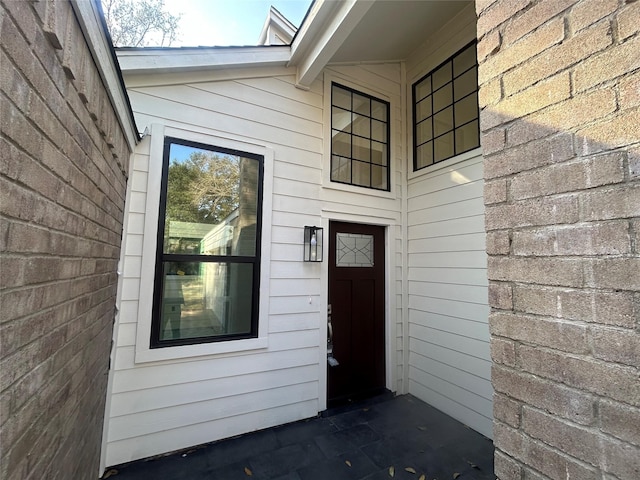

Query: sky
[[162, 0, 313, 47]]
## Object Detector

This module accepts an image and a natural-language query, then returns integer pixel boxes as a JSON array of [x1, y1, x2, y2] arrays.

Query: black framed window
[[151, 137, 263, 348], [413, 42, 480, 171], [331, 83, 390, 191]]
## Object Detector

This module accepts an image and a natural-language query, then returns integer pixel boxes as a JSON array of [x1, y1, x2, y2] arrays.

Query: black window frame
[[412, 41, 480, 171], [150, 136, 264, 349], [330, 82, 391, 191]]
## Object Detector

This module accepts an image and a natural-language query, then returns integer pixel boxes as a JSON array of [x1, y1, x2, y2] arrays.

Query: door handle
[[327, 304, 339, 367]]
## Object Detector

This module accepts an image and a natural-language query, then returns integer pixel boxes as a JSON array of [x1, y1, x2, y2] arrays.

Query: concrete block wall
[[0, 0, 132, 478], [476, 0, 639, 478]]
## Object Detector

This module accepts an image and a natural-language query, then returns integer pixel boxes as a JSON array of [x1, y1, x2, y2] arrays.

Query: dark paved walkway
[[104, 394, 494, 480]]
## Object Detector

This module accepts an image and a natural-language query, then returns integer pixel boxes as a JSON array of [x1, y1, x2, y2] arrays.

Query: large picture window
[[151, 137, 263, 348], [331, 83, 390, 191], [413, 42, 479, 171]]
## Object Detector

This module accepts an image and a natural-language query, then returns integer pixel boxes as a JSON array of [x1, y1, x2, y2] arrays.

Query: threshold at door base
[[323, 388, 394, 417]]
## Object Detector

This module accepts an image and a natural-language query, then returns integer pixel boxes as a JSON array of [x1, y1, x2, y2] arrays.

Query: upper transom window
[[413, 42, 480, 171], [331, 83, 390, 191]]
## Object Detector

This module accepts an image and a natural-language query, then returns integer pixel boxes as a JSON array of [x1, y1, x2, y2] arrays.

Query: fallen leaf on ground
[[345, 460, 352, 467], [244, 466, 253, 476], [389, 466, 395, 477], [419, 474, 426, 480], [417, 426, 427, 431], [103, 470, 118, 479], [405, 467, 417, 474], [453, 473, 461, 479]]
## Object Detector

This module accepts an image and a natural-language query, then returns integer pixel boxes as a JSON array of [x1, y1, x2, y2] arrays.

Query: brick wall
[[0, 1, 132, 478], [477, 0, 639, 478]]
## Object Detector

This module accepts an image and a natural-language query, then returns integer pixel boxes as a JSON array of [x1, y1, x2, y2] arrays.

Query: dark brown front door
[[328, 221, 385, 407]]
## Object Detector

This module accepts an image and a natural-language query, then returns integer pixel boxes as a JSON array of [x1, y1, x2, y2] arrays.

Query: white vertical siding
[[404, 4, 492, 439]]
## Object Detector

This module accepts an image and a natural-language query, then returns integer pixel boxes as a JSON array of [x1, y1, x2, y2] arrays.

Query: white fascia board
[[258, 19, 271, 45], [289, 0, 374, 89], [269, 7, 297, 40], [258, 6, 297, 45], [70, 0, 138, 151], [116, 46, 291, 75]]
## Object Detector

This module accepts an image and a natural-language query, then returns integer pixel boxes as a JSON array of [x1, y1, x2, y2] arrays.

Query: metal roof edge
[[116, 45, 292, 75]]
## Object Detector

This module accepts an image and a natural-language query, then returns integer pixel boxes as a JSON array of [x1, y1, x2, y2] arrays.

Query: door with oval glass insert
[[328, 221, 385, 407]]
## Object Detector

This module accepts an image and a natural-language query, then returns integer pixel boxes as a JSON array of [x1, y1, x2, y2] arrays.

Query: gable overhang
[[288, 0, 473, 89], [288, 0, 375, 89], [258, 6, 298, 45], [114, 0, 371, 84], [115, 1, 473, 90]]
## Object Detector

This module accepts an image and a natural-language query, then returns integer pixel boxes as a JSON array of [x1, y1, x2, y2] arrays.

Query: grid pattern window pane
[[152, 138, 263, 348], [331, 83, 390, 191], [412, 42, 480, 171], [353, 160, 371, 187]]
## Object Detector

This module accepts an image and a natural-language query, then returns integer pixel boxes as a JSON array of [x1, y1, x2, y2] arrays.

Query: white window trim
[[407, 146, 483, 182], [322, 71, 397, 200], [134, 124, 273, 363], [406, 34, 481, 181]]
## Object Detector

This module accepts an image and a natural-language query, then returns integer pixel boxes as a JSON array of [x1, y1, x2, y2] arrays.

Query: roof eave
[[116, 45, 292, 75], [115, 0, 373, 90]]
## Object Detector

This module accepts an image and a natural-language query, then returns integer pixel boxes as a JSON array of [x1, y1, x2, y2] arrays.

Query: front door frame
[[317, 214, 397, 412]]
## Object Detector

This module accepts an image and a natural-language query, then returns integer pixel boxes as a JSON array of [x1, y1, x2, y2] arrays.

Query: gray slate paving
[[104, 394, 494, 480]]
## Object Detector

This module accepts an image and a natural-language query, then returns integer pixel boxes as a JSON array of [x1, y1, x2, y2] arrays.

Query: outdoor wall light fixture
[[303, 226, 323, 262]]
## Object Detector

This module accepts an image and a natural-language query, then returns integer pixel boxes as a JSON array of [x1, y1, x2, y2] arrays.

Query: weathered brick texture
[[0, 1, 132, 479], [478, 0, 640, 478]]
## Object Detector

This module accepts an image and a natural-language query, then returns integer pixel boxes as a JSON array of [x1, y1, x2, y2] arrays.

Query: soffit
[[329, 0, 472, 63]]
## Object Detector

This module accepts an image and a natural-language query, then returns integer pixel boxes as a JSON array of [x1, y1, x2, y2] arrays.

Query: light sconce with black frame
[[303, 226, 323, 262]]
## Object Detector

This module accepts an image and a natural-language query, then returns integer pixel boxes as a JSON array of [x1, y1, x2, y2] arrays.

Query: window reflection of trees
[[157, 143, 260, 343], [164, 149, 241, 255]]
